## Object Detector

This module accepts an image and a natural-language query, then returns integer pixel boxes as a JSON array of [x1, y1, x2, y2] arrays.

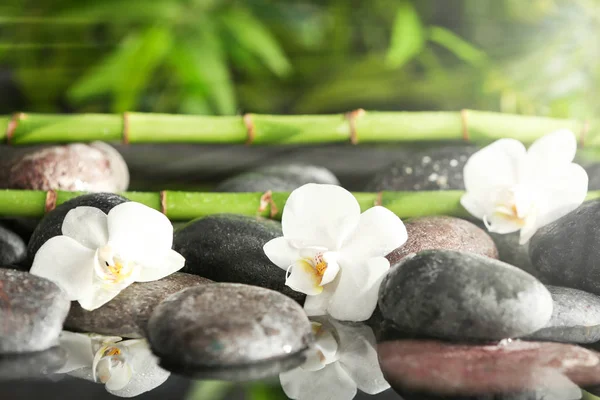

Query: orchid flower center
[[95, 245, 138, 285], [93, 344, 133, 387], [485, 186, 536, 229], [301, 322, 339, 372]]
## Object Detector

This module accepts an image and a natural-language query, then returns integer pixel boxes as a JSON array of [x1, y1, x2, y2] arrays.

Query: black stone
[[487, 231, 541, 281], [173, 214, 305, 303], [378, 250, 553, 341], [26, 193, 128, 268], [0, 347, 67, 381], [215, 164, 339, 192], [0, 269, 70, 353], [147, 283, 313, 380], [365, 146, 477, 191], [0, 224, 26, 266], [526, 286, 600, 343]]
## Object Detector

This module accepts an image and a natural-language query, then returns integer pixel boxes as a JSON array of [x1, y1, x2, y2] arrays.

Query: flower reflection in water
[[57, 331, 170, 398], [280, 317, 389, 400]]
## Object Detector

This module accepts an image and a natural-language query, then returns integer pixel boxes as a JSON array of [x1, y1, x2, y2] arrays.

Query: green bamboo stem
[[2, 189, 600, 221], [0, 111, 596, 147]]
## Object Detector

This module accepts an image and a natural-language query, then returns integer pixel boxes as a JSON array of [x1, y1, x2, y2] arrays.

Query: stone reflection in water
[[279, 317, 389, 400], [0, 346, 67, 381], [56, 331, 170, 398]]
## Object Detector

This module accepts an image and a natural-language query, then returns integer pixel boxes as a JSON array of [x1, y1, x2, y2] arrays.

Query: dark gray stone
[[529, 200, 600, 295], [65, 273, 212, 338], [147, 283, 313, 380], [488, 231, 540, 280], [526, 286, 600, 343], [0, 224, 26, 266], [0, 347, 67, 381], [386, 216, 498, 265], [0, 269, 70, 353], [365, 146, 477, 191], [26, 193, 128, 268], [215, 164, 339, 192], [379, 250, 553, 341], [173, 214, 305, 303]]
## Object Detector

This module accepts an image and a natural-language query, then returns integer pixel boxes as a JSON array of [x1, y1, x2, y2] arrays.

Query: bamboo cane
[[2, 189, 600, 221], [1, 111, 596, 147]]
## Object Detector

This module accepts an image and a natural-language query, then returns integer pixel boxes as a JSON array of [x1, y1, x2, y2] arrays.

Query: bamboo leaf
[[385, 1, 424, 69], [220, 8, 292, 77], [55, 0, 182, 22], [428, 26, 488, 67]]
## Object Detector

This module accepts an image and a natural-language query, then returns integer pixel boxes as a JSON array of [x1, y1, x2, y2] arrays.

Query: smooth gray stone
[[529, 200, 600, 295], [215, 163, 339, 192], [65, 273, 212, 338], [379, 250, 553, 341], [365, 146, 477, 191], [173, 214, 304, 303], [26, 193, 128, 268], [487, 231, 541, 280], [0, 269, 70, 353], [0, 224, 26, 266], [147, 283, 313, 380], [526, 286, 600, 343], [0, 347, 67, 381]]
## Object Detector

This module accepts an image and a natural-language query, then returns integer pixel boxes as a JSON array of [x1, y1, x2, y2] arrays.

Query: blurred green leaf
[[247, 382, 287, 400], [55, 0, 183, 22], [428, 26, 488, 67], [220, 8, 292, 77], [186, 380, 233, 400], [583, 390, 600, 400], [385, 1, 424, 68]]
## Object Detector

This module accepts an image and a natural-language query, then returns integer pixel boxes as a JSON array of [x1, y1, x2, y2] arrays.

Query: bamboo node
[[122, 112, 130, 145], [460, 109, 470, 142], [243, 114, 255, 145], [258, 190, 278, 218], [6, 112, 26, 144], [581, 120, 590, 148], [45, 190, 57, 214], [160, 190, 167, 216], [375, 191, 383, 207], [346, 108, 365, 145]]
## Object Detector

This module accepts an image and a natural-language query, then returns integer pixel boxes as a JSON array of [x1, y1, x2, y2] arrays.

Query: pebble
[[0, 269, 70, 353], [147, 283, 313, 380], [0, 224, 26, 266], [0, 346, 67, 381], [378, 250, 553, 341], [173, 214, 305, 303], [487, 231, 540, 280], [529, 200, 600, 295], [215, 163, 339, 192], [526, 286, 600, 344], [386, 216, 498, 265], [378, 339, 599, 397], [26, 193, 128, 268], [365, 146, 477, 191], [0, 142, 129, 192], [65, 273, 211, 338]]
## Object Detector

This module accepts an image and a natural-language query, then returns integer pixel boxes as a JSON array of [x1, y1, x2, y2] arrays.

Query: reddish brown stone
[[378, 339, 600, 396], [0, 142, 129, 192], [386, 216, 498, 265]]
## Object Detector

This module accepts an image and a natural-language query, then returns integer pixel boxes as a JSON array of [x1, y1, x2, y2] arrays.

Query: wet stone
[[215, 163, 339, 192], [0, 347, 67, 381], [0, 142, 129, 192], [173, 214, 305, 303], [65, 273, 212, 338], [0, 269, 70, 353], [147, 283, 313, 380], [26, 192, 128, 268], [529, 200, 600, 295], [378, 339, 600, 397], [386, 216, 498, 265], [379, 250, 553, 341], [0, 224, 26, 266], [365, 146, 477, 191], [526, 286, 600, 344]]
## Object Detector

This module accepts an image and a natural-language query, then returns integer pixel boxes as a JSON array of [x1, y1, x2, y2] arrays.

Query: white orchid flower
[[263, 183, 406, 322], [280, 318, 390, 400], [461, 130, 588, 244], [30, 202, 185, 311], [58, 331, 170, 398]]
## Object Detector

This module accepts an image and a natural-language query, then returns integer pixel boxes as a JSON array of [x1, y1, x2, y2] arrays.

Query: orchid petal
[[136, 249, 185, 282], [286, 260, 323, 296], [78, 284, 123, 311], [104, 364, 133, 391], [527, 129, 577, 167], [282, 184, 360, 250], [483, 213, 523, 235], [280, 362, 357, 400], [30, 235, 95, 301], [460, 192, 488, 220], [339, 206, 406, 265], [57, 332, 95, 374], [62, 206, 109, 250], [304, 288, 334, 317], [319, 253, 340, 286], [263, 237, 301, 270], [107, 202, 173, 263]]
